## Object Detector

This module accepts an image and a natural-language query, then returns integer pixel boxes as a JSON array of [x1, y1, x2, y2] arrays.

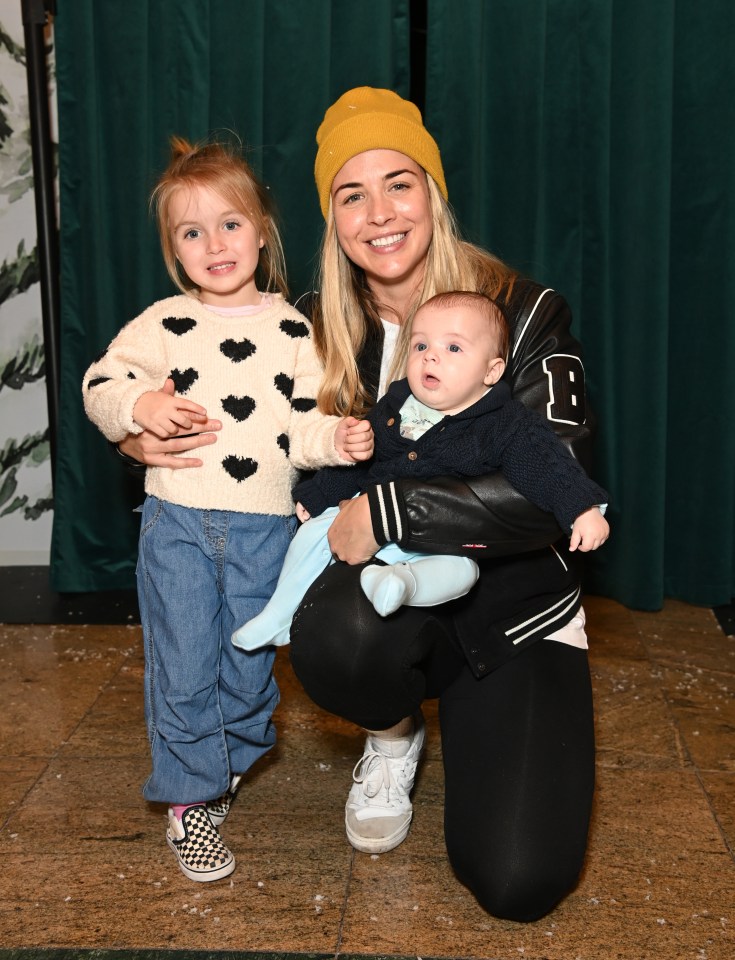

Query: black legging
[[290, 559, 595, 922]]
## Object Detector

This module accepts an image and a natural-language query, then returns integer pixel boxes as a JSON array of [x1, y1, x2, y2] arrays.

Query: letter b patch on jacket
[[543, 354, 586, 425]]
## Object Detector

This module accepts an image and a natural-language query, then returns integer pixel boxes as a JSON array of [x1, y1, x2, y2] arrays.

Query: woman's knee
[[449, 847, 580, 922], [289, 561, 444, 726]]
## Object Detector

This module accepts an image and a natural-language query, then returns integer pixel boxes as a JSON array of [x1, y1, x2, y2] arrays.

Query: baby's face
[[406, 303, 505, 416]]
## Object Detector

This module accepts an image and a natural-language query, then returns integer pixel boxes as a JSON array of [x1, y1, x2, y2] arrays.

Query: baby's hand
[[335, 416, 374, 462], [295, 502, 311, 523], [133, 390, 208, 437], [569, 507, 610, 552]]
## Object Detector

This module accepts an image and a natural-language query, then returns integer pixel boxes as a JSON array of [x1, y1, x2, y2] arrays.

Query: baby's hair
[[419, 290, 510, 362], [151, 134, 288, 298]]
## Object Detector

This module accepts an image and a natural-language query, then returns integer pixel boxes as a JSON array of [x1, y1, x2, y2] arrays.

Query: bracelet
[[112, 442, 146, 469]]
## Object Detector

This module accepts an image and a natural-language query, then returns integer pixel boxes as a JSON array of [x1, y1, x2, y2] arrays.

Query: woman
[[120, 87, 597, 922]]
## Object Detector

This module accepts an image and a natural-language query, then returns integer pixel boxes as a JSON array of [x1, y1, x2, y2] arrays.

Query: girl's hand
[[120, 378, 221, 467], [327, 493, 379, 564], [133, 390, 208, 436], [334, 416, 374, 462], [569, 507, 610, 552]]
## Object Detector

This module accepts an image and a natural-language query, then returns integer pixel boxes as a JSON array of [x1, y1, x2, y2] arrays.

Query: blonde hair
[[313, 173, 517, 415], [151, 135, 288, 298]]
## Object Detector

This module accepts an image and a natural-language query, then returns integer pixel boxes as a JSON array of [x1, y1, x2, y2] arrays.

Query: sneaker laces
[[352, 747, 418, 806]]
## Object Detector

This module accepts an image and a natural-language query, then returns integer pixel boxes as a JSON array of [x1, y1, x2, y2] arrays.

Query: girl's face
[[169, 184, 263, 307], [330, 149, 433, 308]]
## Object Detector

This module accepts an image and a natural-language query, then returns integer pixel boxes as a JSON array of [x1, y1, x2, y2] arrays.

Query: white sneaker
[[345, 713, 425, 853]]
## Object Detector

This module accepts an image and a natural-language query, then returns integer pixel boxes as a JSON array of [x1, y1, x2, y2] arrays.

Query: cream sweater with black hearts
[[83, 294, 346, 516]]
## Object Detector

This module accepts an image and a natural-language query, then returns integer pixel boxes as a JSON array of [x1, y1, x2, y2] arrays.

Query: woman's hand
[[327, 493, 379, 564], [118, 378, 221, 468]]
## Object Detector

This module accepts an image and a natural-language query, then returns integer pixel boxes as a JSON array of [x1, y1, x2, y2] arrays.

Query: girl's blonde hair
[[312, 173, 517, 416], [151, 135, 288, 298]]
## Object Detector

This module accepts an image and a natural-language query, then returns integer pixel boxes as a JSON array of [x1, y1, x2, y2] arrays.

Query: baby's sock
[[360, 562, 417, 616]]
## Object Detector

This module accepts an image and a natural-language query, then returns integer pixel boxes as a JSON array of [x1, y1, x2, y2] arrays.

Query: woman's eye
[[343, 192, 362, 205], [390, 181, 409, 192]]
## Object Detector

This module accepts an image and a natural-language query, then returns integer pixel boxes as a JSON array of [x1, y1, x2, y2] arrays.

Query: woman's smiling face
[[330, 149, 433, 301]]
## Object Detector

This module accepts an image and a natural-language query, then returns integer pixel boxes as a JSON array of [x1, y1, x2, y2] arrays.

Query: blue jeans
[[136, 496, 296, 803]]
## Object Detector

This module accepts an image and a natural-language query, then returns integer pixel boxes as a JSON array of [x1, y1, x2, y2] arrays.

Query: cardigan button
[[407, 451, 418, 461], [387, 417, 395, 426]]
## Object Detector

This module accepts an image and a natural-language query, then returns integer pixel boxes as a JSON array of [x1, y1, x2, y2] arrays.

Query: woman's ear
[[484, 357, 506, 386]]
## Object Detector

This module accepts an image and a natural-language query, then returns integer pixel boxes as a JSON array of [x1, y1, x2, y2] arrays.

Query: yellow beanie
[[314, 86, 447, 219]]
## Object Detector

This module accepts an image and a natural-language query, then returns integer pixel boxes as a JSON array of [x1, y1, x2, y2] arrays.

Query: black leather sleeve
[[370, 279, 596, 559]]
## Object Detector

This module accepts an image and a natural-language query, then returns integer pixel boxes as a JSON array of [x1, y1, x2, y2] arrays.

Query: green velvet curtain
[[425, 0, 735, 609], [51, 0, 409, 591], [52, 0, 735, 611]]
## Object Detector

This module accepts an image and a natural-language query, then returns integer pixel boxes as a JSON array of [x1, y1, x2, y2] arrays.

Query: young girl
[[82, 136, 372, 882]]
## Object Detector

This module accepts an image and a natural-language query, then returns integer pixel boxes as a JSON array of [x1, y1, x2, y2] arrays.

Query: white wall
[[0, 5, 55, 564]]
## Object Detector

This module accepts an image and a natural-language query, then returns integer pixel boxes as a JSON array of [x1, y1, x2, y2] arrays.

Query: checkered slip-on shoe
[[166, 805, 235, 882], [206, 773, 243, 827]]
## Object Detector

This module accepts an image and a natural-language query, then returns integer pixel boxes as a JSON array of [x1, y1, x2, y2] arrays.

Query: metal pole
[[21, 0, 59, 489]]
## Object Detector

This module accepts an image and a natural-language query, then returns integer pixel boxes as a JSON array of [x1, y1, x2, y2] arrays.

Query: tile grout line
[[333, 843, 357, 958]]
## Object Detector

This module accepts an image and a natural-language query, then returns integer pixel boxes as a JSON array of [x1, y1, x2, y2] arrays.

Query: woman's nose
[[367, 194, 394, 225]]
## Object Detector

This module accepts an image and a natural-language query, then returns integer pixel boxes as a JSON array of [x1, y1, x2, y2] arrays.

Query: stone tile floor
[[0, 597, 732, 959]]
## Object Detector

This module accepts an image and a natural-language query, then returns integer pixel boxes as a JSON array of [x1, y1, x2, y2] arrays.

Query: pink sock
[[171, 803, 201, 821]]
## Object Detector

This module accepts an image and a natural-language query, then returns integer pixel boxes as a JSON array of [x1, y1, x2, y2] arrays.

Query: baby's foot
[[360, 563, 417, 616]]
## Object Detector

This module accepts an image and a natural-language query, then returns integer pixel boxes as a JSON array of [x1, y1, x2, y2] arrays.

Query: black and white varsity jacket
[[309, 278, 599, 677]]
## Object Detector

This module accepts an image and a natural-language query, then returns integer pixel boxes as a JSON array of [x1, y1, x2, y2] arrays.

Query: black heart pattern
[[162, 316, 197, 336], [169, 367, 199, 394], [220, 338, 257, 363], [291, 397, 317, 413], [221, 395, 256, 422], [279, 318, 309, 339], [222, 455, 258, 482], [274, 373, 294, 399]]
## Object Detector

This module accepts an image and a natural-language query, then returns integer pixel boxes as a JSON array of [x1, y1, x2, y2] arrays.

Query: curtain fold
[[425, 0, 735, 609], [52, 0, 409, 591]]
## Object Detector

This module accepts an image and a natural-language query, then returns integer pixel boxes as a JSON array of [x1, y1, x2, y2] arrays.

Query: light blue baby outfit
[[232, 395, 479, 652]]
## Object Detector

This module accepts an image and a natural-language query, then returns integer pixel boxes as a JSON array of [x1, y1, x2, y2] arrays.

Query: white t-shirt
[[377, 318, 401, 399]]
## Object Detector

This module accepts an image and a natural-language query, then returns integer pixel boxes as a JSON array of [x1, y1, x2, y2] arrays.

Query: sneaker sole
[[166, 835, 236, 882], [345, 814, 412, 854], [206, 809, 227, 827]]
